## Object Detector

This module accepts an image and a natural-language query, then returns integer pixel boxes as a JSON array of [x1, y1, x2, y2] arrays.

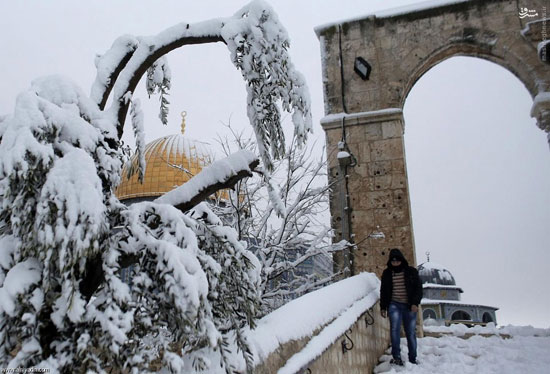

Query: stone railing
[[254, 301, 390, 374]]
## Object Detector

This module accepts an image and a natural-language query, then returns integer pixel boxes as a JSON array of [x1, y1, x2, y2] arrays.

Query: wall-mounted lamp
[[354, 57, 372, 80], [337, 150, 352, 167]]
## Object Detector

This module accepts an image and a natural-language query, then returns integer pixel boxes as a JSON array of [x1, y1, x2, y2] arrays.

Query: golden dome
[[115, 134, 213, 201]]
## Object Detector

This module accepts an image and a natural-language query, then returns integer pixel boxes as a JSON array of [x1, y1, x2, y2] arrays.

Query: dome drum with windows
[[419, 260, 498, 326]]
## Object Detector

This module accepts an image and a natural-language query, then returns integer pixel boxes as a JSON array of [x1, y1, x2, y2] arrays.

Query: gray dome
[[418, 262, 456, 286]]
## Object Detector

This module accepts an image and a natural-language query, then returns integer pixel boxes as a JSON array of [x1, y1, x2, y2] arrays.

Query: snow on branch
[[93, 0, 311, 172], [91, 35, 139, 108], [267, 239, 346, 282], [145, 56, 171, 126], [155, 150, 259, 212], [97, 23, 225, 137], [129, 97, 146, 182], [222, 0, 312, 171]]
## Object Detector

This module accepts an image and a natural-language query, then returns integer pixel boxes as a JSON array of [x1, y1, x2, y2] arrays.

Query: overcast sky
[[0, 0, 548, 328]]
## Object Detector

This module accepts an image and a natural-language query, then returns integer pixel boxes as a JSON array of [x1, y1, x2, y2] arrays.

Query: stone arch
[[318, 0, 549, 126], [317, 0, 550, 278], [401, 41, 538, 108]]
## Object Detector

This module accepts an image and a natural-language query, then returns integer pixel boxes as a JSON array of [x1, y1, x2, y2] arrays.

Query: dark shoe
[[409, 359, 419, 365], [390, 358, 404, 366]]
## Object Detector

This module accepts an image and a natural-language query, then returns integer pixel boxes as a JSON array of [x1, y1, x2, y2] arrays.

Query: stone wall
[[324, 110, 416, 278], [254, 301, 390, 374]]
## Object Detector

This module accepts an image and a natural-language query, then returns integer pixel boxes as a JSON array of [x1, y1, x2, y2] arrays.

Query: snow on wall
[[320, 109, 403, 125], [277, 291, 379, 374], [315, 0, 471, 36], [249, 272, 380, 365]]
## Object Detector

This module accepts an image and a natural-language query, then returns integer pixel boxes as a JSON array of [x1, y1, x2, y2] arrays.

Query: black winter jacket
[[380, 249, 423, 311]]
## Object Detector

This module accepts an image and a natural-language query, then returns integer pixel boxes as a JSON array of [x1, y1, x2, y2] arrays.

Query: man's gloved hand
[[381, 309, 387, 318]]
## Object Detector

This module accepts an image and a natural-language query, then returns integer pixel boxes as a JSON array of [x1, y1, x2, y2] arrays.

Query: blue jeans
[[388, 301, 417, 362]]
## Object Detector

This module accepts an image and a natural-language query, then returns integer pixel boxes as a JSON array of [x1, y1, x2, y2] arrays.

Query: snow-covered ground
[[374, 324, 550, 373]]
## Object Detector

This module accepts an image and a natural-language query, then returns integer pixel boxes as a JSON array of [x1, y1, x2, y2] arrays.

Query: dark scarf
[[389, 262, 405, 273]]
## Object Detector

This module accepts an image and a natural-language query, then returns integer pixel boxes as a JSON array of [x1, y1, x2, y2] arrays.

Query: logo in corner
[[519, 7, 538, 19]]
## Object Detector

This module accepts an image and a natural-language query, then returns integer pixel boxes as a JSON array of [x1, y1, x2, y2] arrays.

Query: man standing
[[380, 248, 423, 366]]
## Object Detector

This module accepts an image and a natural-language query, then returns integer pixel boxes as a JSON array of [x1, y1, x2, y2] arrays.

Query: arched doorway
[[423, 308, 437, 320], [483, 312, 494, 323], [451, 310, 471, 321]]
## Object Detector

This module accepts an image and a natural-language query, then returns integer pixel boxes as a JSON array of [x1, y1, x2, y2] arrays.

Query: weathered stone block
[[326, 96, 342, 114], [325, 128, 341, 145], [370, 138, 404, 161], [351, 162, 369, 177], [394, 226, 414, 248], [393, 188, 408, 207], [364, 123, 383, 140], [346, 126, 366, 145], [391, 159, 406, 173], [328, 165, 340, 179], [391, 173, 407, 189], [381, 121, 404, 138], [354, 250, 370, 270], [374, 206, 409, 227], [365, 190, 393, 209], [348, 177, 364, 194], [368, 160, 392, 176], [373, 175, 392, 190]]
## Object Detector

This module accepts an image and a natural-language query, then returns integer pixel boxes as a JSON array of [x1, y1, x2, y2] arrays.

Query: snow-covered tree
[[0, 1, 311, 373], [215, 126, 346, 313]]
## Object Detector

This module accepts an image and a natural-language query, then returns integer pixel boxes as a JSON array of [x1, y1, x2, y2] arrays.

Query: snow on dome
[[418, 261, 457, 286], [115, 133, 214, 201]]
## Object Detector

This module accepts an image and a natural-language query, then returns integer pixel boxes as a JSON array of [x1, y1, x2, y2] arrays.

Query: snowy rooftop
[[422, 298, 498, 310], [423, 282, 463, 292], [315, 0, 471, 36]]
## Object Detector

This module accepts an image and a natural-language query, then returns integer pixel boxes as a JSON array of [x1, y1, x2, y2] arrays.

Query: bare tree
[[215, 125, 347, 313]]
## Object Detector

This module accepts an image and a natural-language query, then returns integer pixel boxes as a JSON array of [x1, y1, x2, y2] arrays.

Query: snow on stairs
[[373, 324, 550, 373]]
